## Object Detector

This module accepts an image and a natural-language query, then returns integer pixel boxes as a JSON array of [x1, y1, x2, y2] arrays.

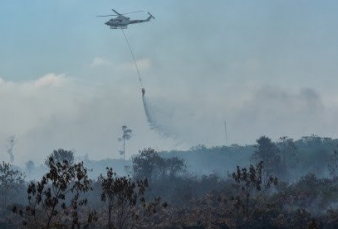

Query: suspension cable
[[121, 29, 143, 88]]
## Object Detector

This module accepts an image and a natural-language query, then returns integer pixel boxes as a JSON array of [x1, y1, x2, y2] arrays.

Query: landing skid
[[110, 26, 127, 29]]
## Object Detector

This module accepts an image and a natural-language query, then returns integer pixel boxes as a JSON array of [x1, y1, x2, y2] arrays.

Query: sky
[[1, 0, 338, 165]]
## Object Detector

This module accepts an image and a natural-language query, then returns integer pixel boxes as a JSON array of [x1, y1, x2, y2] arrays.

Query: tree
[[328, 150, 338, 179], [44, 148, 74, 166], [277, 136, 297, 179], [25, 160, 35, 175], [132, 148, 186, 184], [165, 157, 187, 178], [118, 125, 132, 160], [231, 161, 278, 225], [0, 161, 24, 207], [132, 148, 163, 183], [99, 167, 149, 229], [14, 152, 94, 228], [6, 135, 16, 163], [252, 136, 281, 179]]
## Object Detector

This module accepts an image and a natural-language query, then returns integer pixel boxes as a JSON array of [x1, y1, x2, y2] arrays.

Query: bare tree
[[6, 135, 16, 163]]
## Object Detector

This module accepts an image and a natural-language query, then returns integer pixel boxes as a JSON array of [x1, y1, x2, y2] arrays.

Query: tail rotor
[[148, 12, 155, 20]]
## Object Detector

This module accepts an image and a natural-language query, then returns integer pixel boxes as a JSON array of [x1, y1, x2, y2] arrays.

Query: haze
[[1, 0, 338, 165]]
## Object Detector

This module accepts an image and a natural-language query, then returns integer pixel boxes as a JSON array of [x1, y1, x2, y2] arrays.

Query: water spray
[[121, 29, 167, 135]]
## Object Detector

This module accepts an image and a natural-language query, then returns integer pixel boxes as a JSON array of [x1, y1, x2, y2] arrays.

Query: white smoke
[[142, 95, 174, 138]]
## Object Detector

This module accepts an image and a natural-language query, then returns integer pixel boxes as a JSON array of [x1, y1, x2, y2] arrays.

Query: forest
[[1, 134, 338, 228]]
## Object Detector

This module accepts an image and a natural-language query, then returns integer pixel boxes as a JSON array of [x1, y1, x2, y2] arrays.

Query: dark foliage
[[252, 136, 281, 178], [14, 152, 94, 228], [0, 161, 25, 207], [99, 167, 149, 229], [44, 148, 75, 166], [6, 136, 338, 228], [132, 148, 186, 184]]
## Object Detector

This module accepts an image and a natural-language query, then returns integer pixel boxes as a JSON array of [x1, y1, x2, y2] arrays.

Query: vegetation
[[132, 148, 186, 184], [2, 135, 338, 228], [0, 161, 24, 207], [6, 135, 16, 163], [99, 167, 164, 229], [44, 148, 75, 166], [118, 125, 132, 161], [14, 152, 93, 228]]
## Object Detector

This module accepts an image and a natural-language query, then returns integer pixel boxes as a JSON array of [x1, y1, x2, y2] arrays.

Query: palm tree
[[118, 125, 132, 160]]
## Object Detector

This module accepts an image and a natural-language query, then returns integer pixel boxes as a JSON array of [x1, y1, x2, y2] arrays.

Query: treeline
[[1, 135, 338, 228], [162, 135, 338, 179]]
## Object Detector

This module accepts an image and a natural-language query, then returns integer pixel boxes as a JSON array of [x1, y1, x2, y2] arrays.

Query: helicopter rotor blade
[[111, 9, 122, 15], [97, 10, 144, 18], [121, 10, 143, 15], [111, 9, 143, 15], [96, 14, 117, 18]]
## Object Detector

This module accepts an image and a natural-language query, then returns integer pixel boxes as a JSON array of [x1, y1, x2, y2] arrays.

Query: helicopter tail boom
[[129, 13, 154, 25]]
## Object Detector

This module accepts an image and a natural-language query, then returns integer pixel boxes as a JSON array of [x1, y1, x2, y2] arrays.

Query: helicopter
[[97, 9, 155, 29]]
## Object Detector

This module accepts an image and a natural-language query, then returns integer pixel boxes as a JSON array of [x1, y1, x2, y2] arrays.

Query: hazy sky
[[1, 0, 338, 165]]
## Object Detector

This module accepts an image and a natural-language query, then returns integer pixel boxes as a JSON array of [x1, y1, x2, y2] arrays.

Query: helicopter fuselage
[[105, 15, 129, 29], [104, 14, 153, 29]]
